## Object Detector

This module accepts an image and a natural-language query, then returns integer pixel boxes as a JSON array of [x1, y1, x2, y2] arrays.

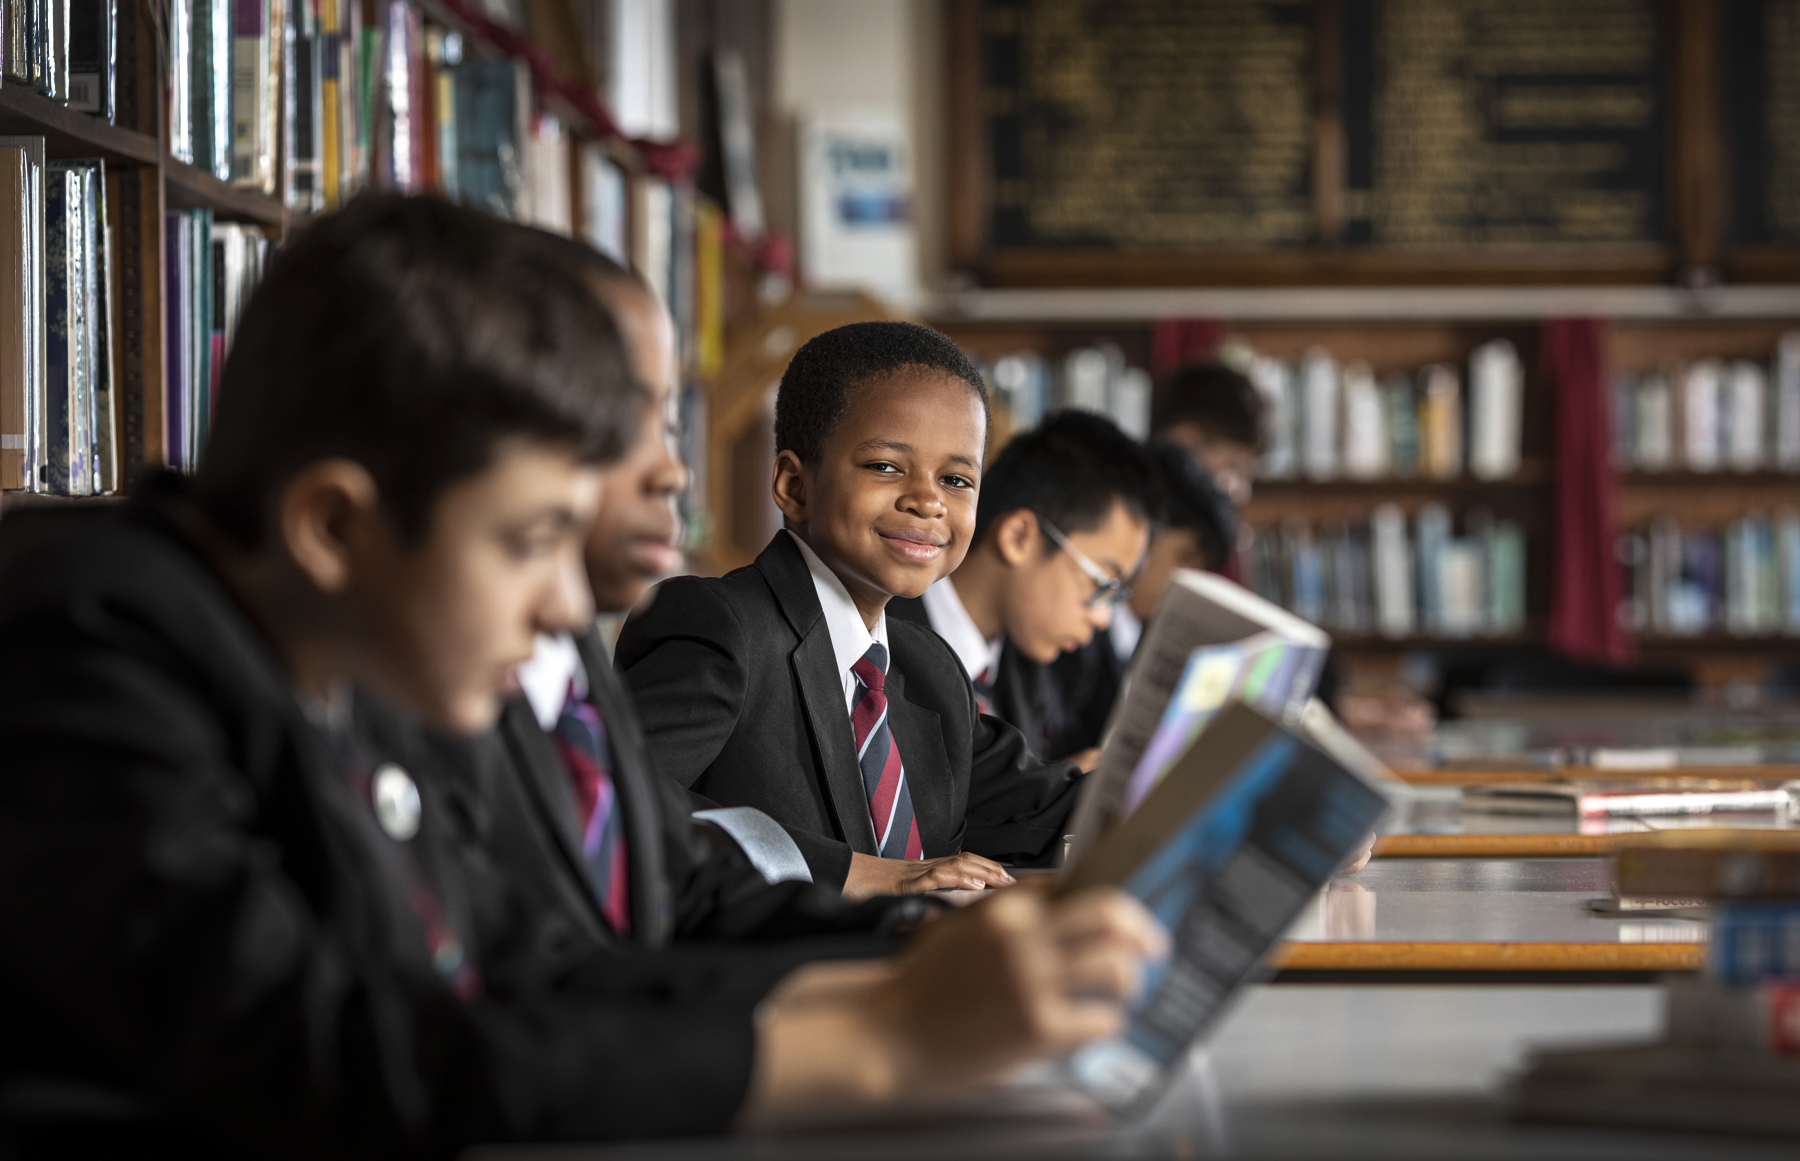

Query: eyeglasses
[[1039, 517, 1132, 609]]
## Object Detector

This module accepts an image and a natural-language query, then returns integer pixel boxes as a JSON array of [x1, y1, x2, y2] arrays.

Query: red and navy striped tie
[[550, 681, 631, 933], [972, 665, 997, 717], [851, 644, 923, 860]]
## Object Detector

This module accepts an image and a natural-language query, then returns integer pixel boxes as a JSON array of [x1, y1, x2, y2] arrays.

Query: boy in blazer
[[617, 322, 1087, 899], [455, 246, 914, 961], [0, 200, 1163, 1156], [888, 410, 1160, 770]]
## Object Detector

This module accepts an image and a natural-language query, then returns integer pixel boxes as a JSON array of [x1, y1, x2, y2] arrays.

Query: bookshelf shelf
[[1252, 466, 1550, 495], [1620, 471, 1800, 488], [0, 87, 159, 166], [162, 157, 289, 228]]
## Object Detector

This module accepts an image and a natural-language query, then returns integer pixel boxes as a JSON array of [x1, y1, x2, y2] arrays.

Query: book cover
[[1061, 701, 1389, 1113], [0, 146, 29, 491], [451, 56, 526, 219], [164, 212, 188, 470], [1778, 333, 1800, 472], [1712, 901, 1800, 985], [66, 0, 114, 119], [1727, 359, 1766, 473], [1300, 347, 1338, 481], [1420, 363, 1462, 479], [231, 0, 272, 191], [1340, 361, 1386, 479], [0, 137, 46, 492], [1615, 831, 1800, 900], [1682, 359, 1723, 472], [1636, 371, 1674, 470], [1468, 338, 1522, 480], [1371, 502, 1414, 638], [1064, 568, 1330, 859], [1249, 355, 1295, 479], [1382, 369, 1419, 477]]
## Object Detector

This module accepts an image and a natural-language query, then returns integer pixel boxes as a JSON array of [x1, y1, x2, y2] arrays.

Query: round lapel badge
[[373, 764, 422, 842]]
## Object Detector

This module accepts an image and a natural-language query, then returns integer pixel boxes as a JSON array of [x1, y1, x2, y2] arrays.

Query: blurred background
[[7, 0, 1800, 724]]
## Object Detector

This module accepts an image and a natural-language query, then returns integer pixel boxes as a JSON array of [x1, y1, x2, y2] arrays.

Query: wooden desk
[[1273, 858, 1706, 975]]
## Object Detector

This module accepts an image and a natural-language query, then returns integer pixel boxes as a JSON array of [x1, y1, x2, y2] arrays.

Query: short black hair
[[1146, 440, 1237, 570], [1150, 361, 1266, 451], [774, 321, 989, 465], [974, 410, 1163, 549], [196, 195, 644, 549]]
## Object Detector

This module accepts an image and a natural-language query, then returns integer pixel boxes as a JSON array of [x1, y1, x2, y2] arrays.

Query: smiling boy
[[889, 410, 1159, 768], [617, 322, 1086, 899]]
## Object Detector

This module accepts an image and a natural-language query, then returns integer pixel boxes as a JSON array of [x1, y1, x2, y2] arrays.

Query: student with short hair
[[616, 322, 1088, 899], [1046, 440, 1240, 761], [1150, 360, 1267, 508], [0, 200, 1161, 1157], [450, 243, 923, 951], [887, 410, 1159, 768]]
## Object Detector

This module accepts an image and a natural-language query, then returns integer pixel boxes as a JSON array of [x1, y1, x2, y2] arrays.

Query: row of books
[[1619, 513, 1800, 638], [1, 139, 117, 495], [1610, 336, 1800, 473], [1242, 340, 1525, 483], [1, 0, 114, 117], [163, 209, 268, 471], [985, 345, 1153, 440], [1243, 503, 1528, 640]]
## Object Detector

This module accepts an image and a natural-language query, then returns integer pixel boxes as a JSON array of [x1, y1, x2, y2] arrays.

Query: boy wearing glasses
[[616, 323, 1090, 899], [889, 411, 1159, 771]]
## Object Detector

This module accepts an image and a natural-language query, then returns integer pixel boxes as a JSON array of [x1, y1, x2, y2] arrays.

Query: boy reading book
[[617, 322, 1087, 899], [887, 410, 1159, 769], [0, 201, 1161, 1155]]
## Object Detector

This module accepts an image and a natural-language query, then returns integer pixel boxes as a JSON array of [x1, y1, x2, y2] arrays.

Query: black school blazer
[[0, 478, 816, 1157], [614, 532, 1083, 889]]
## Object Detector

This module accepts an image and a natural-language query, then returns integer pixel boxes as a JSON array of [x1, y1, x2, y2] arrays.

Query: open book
[[1065, 568, 1331, 860], [1058, 700, 1390, 1113]]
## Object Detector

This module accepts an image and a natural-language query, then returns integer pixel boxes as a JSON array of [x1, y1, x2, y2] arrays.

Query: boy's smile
[[773, 368, 987, 628]]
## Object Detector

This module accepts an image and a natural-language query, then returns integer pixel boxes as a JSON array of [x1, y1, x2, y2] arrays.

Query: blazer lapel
[[756, 534, 880, 855]]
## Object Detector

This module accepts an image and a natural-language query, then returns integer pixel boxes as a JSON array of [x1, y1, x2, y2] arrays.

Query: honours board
[[971, 0, 1669, 259], [983, 0, 1315, 251], [1727, 0, 1800, 244], [1343, 0, 1665, 246]]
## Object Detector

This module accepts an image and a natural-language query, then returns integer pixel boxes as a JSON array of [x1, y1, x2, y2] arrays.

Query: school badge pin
[[373, 764, 422, 841]]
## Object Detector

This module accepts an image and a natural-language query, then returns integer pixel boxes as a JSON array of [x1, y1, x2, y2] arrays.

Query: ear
[[771, 449, 810, 529], [279, 459, 384, 595], [993, 508, 1042, 568]]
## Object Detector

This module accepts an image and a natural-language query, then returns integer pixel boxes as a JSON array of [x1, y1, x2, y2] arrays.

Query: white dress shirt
[[787, 530, 889, 714], [918, 575, 1003, 684], [517, 631, 584, 730]]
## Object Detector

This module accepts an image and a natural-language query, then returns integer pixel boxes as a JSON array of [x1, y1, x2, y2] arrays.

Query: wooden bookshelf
[[161, 156, 290, 227], [0, 85, 159, 166]]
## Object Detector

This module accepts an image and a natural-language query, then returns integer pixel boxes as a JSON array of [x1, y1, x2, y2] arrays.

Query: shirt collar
[[518, 631, 585, 730], [787, 529, 887, 676], [919, 575, 1002, 682]]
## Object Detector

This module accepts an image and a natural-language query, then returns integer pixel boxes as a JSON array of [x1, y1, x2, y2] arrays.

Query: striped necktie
[[851, 643, 923, 860], [972, 665, 997, 716], [550, 681, 631, 933]]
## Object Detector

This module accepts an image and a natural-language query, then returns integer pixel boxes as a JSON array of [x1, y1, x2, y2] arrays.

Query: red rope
[[432, 0, 700, 181]]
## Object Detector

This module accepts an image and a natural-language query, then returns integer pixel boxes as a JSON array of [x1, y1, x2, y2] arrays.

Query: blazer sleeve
[[960, 699, 1086, 869], [614, 577, 748, 796], [0, 588, 783, 1156]]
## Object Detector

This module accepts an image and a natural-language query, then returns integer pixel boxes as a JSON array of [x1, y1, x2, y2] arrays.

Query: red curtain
[[1151, 318, 1225, 379], [1543, 318, 1634, 666]]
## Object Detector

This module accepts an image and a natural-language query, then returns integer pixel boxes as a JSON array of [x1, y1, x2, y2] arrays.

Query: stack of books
[[1611, 335, 1800, 473], [0, 139, 117, 496], [1245, 502, 1527, 640], [1515, 831, 1800, 1136], [1619, 512, 1800, 637]]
